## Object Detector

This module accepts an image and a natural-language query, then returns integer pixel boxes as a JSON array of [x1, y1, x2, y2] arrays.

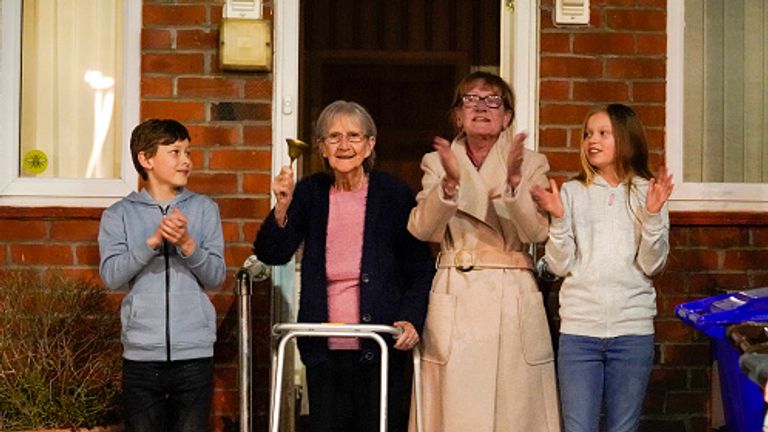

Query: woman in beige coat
[[408, 72, 560, 432]]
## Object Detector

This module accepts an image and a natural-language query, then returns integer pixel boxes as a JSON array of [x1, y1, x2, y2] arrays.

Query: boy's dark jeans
[[122, 357, 214, 432]]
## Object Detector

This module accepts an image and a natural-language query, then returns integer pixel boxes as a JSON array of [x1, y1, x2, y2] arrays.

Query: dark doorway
[[299, 0, 500, 193]]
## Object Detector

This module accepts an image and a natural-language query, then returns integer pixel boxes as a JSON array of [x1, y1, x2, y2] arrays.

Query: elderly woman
[[253, 100, 434, 432], [407, 72, 560, 432]]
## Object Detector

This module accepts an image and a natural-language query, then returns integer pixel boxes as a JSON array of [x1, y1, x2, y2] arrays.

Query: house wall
[[2, 1, 767, 431], [539, 1, 768, 431], [0, 1, 275, 429], [134, 2, 277, 429]]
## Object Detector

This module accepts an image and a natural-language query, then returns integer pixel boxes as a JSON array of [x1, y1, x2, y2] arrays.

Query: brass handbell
[[286, 138, 310, 162]]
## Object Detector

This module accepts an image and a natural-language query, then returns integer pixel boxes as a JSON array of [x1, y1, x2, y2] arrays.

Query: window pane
[[683, 0, 768, 183], [19, 0, 123, 178]]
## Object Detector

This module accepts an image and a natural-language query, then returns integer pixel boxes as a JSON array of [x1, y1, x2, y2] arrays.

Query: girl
[[531, 104, 674, 432]]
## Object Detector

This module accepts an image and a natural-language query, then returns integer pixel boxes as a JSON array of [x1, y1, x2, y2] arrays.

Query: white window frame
[[0, 0, 140, 207], [666, 1, 768, 212]]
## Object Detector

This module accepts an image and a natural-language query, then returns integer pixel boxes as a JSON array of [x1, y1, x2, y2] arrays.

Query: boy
[[98, 119, 226, 432]]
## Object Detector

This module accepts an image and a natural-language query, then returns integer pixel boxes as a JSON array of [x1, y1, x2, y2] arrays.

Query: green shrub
[[0, 271, 122, 430]]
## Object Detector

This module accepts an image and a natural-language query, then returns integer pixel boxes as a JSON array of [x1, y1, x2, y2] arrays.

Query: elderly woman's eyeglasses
[[324, 132, 368, 145], [461, 94, 504, 109]]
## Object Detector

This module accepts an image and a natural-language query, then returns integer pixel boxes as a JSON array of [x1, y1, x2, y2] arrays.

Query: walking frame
[[270, 323, 423, 432]]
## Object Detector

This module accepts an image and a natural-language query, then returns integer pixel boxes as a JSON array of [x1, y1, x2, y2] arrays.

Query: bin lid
[[675, 287, 768, 339]]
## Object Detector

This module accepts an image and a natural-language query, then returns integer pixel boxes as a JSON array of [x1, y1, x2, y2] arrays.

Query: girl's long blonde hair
[[576, 103, 653, 186], [576, 104, 655, 222]]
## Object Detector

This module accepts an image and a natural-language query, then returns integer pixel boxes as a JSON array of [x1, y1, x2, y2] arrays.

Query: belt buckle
[[453, 249, 475, 272]]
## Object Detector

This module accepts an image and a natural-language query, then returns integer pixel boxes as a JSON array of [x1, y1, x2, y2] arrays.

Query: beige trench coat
[[407, 130, 560, 432]]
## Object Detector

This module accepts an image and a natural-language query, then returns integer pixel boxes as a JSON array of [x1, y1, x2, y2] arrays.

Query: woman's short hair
[[313, 100, 377, 174], [449, 71, 516, 133]]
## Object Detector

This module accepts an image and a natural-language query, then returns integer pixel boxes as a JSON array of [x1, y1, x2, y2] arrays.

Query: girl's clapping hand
[[531, 178, 564, 218]]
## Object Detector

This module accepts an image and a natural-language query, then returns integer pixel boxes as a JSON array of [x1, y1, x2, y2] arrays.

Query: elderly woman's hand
[[392, 321, 420, 351], [506, 131, 528, 191], [273, 165, 295, 226], [434, 136, 460, 198]]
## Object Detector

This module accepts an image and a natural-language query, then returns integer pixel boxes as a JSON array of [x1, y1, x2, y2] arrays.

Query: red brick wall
[[539, 0, 666, 181], [0, 1, 275, 430], [141, 2, 276, 428], [0, 208, 103, 281], [539, 1, 768, 430], [3, 1, 768, 431]]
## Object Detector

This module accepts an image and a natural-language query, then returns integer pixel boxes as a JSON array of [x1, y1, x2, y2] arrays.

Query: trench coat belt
[[436, 249, 533, 272]]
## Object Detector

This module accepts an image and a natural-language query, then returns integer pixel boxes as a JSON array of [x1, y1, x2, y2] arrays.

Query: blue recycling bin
[[675, 287, 768, 432]]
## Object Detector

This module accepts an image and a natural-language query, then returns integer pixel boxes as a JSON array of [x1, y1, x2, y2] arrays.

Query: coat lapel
[[481, 129, 511, 200], [451, 131, 508, 234]]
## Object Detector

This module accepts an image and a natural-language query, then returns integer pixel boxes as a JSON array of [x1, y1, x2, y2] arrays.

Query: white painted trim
[[0, 0, 22, 201], [121, 0, 141, 195], [0, 0, 140, 208], [270, 0, 299, 323], [269, 6, 301, 422], [666, 0, 768, 212], [666, 0, 684, 196], [501, 0, 540, 151], [272, 0, 299, 191], [500, 0, 515, 88]]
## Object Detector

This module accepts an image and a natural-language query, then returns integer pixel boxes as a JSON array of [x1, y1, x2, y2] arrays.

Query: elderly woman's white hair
[[313, 100, 377, 174]]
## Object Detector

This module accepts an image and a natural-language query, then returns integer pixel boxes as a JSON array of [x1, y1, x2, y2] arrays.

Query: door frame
[[274, 1, 541, 180], [269, 1, 540, 425], [502, 0, 540, 150], [270, 0, 301, 324], [270, 0, 541, 314]]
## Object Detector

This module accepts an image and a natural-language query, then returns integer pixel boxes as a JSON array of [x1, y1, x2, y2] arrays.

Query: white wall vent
[[224, 0, 262, 20], [555, 0, 590, 25]]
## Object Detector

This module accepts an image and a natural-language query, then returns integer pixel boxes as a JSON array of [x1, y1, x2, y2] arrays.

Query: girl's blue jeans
[[557, 333, 654, 432]]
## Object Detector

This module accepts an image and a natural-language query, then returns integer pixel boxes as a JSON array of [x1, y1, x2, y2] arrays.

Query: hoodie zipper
[[160, 205, 172, 362]]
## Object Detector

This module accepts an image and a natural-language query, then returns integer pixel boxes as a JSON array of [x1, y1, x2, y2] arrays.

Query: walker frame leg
[[268, 323, 422, 432]]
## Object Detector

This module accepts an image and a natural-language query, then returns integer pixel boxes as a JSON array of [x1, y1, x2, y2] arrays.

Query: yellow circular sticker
[[22, 150, 48, 175]]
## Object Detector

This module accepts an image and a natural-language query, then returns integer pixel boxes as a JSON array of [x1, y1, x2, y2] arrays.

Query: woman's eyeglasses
[[461, 94, 504, 109], [323, 132, 368, 145]]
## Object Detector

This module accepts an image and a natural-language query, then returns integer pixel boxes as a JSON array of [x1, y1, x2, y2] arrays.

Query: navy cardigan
[[253, 171, 435, 367]]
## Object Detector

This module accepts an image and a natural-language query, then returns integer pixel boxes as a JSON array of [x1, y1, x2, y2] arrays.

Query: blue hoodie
[[98, 188, 226, 361]]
